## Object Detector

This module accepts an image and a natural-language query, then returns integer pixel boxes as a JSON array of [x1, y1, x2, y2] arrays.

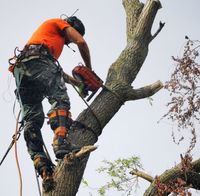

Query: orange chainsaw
[[72, 64, 103, 101]]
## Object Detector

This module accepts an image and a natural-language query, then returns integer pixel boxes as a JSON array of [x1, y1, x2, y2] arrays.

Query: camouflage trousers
[[14, 58, 70, 162]]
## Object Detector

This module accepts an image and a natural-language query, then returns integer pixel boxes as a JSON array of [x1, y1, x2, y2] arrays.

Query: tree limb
[[106, 0, 162, 87], [134, 0, 162, 43], [64, 145, 97, 163], [150, 21, 165, 42], [126, 80, 163, 101], [144, 158, 200, 196], [130, 169, 154, 183], [123, 0, 144, 42]]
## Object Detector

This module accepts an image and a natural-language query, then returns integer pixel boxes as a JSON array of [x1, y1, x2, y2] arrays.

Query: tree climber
[[8, 16, 92, 191]]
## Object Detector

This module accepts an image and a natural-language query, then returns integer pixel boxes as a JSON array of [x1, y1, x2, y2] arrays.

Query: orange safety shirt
[[27, 18, 70, 59], [9, 18, 70, 72]]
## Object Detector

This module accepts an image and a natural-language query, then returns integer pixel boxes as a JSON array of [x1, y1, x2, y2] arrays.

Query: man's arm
[[62, 72, 81, 86], [64, 27, 92, 70], [62, 72, 88, 98]]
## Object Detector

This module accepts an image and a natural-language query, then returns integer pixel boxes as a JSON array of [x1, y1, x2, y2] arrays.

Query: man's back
[[27, 18, 70, 59]]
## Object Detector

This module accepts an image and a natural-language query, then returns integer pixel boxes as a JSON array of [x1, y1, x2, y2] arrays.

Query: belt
[[9, 44, 56, 73], [18, 44, 53, 62]]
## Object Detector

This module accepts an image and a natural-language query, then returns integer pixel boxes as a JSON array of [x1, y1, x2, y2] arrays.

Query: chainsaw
[[72, 64, 103, 101]]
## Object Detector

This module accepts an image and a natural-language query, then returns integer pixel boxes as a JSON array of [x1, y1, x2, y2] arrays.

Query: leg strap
[[48, 109, 72, 130], [47, 109, 71, 119], [54, 126, 66, 137]]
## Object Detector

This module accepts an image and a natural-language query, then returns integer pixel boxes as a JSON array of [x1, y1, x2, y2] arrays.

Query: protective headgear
[[65, 16, 85, 36]]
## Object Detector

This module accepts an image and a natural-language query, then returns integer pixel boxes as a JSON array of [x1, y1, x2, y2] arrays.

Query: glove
[[77, 83, 88, 98]]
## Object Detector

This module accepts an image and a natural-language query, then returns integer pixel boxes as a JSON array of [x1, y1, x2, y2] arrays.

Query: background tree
[[94, 38, 200, 196], [44, 0, 164, 195]]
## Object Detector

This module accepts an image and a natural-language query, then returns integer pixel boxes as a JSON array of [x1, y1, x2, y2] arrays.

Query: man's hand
[[77, 83, 88, 98]]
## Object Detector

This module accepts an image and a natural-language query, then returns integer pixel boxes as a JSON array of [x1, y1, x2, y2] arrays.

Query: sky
[[0, 0, 200, 196]]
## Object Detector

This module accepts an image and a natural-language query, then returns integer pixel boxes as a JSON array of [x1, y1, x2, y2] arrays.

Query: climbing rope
[[14, 110, 46, 196], [14, 110, 23, 196], [34, 168, 42, 196]]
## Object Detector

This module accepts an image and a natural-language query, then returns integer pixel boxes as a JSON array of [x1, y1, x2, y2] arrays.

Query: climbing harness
[[8, 44, 55, 73]]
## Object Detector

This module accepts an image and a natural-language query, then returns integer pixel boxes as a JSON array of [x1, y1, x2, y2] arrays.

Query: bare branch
[[123, 0, 144, 42], [126, 80, 163, 101], [130, 169, 154, 183], [134, 0, 162, 42], [150, 21, 165, 42], [64, 145, 98, 163]]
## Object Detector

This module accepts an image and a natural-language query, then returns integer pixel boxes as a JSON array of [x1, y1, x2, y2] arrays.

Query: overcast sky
[[0, 0, 200, 196]]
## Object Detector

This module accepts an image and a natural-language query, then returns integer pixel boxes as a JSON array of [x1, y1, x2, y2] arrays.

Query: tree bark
[[43, 0, 163, 195]]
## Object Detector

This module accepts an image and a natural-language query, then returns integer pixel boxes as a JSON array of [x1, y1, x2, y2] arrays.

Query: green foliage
[[96, 156, 142, 196], [82, 178, 89, 187]]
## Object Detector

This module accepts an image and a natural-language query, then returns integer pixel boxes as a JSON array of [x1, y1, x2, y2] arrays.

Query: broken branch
[[65, 145, 98, 163], [126, 80, 163, 101], [130, 169, 154, 183]]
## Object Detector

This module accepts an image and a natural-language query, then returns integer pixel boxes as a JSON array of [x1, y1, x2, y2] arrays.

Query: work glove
[[77, 83, 88, 98]]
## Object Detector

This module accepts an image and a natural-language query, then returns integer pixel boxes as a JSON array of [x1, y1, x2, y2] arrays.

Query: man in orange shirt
[[10, 16, 92, 191]]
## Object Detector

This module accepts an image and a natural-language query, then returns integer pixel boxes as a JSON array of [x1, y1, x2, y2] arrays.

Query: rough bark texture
[[43, 0, 171, 195]]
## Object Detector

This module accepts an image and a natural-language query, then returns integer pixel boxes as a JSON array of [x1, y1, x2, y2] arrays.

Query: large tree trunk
[[44, 0, 163, 195]]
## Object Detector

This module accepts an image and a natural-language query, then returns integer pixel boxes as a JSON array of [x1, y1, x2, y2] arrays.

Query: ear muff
[[65, 16, 85, 36]]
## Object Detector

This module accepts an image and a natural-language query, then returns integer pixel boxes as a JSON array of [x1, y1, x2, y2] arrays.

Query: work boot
[[53, 135, 81, 159], [41, 166, 56, 193], [34, 155, 55, 192]]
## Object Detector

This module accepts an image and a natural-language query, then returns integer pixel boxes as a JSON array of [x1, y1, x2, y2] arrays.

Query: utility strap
[[71, 82, 102, 131], [47, 109, 71, 119], [103, 85, 125, 105], [55, 126, 67, 136]]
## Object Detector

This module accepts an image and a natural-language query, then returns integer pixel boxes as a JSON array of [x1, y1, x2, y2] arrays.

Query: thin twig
[[151, 21, 165, 41]]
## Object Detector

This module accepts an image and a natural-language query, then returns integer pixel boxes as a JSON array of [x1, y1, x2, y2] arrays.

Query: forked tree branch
[[44, 1, 164, 195]]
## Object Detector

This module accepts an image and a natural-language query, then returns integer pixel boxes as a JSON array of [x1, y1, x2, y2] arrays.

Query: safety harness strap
[[47, 109, 71, 119], [54, 127, 67, 137]]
